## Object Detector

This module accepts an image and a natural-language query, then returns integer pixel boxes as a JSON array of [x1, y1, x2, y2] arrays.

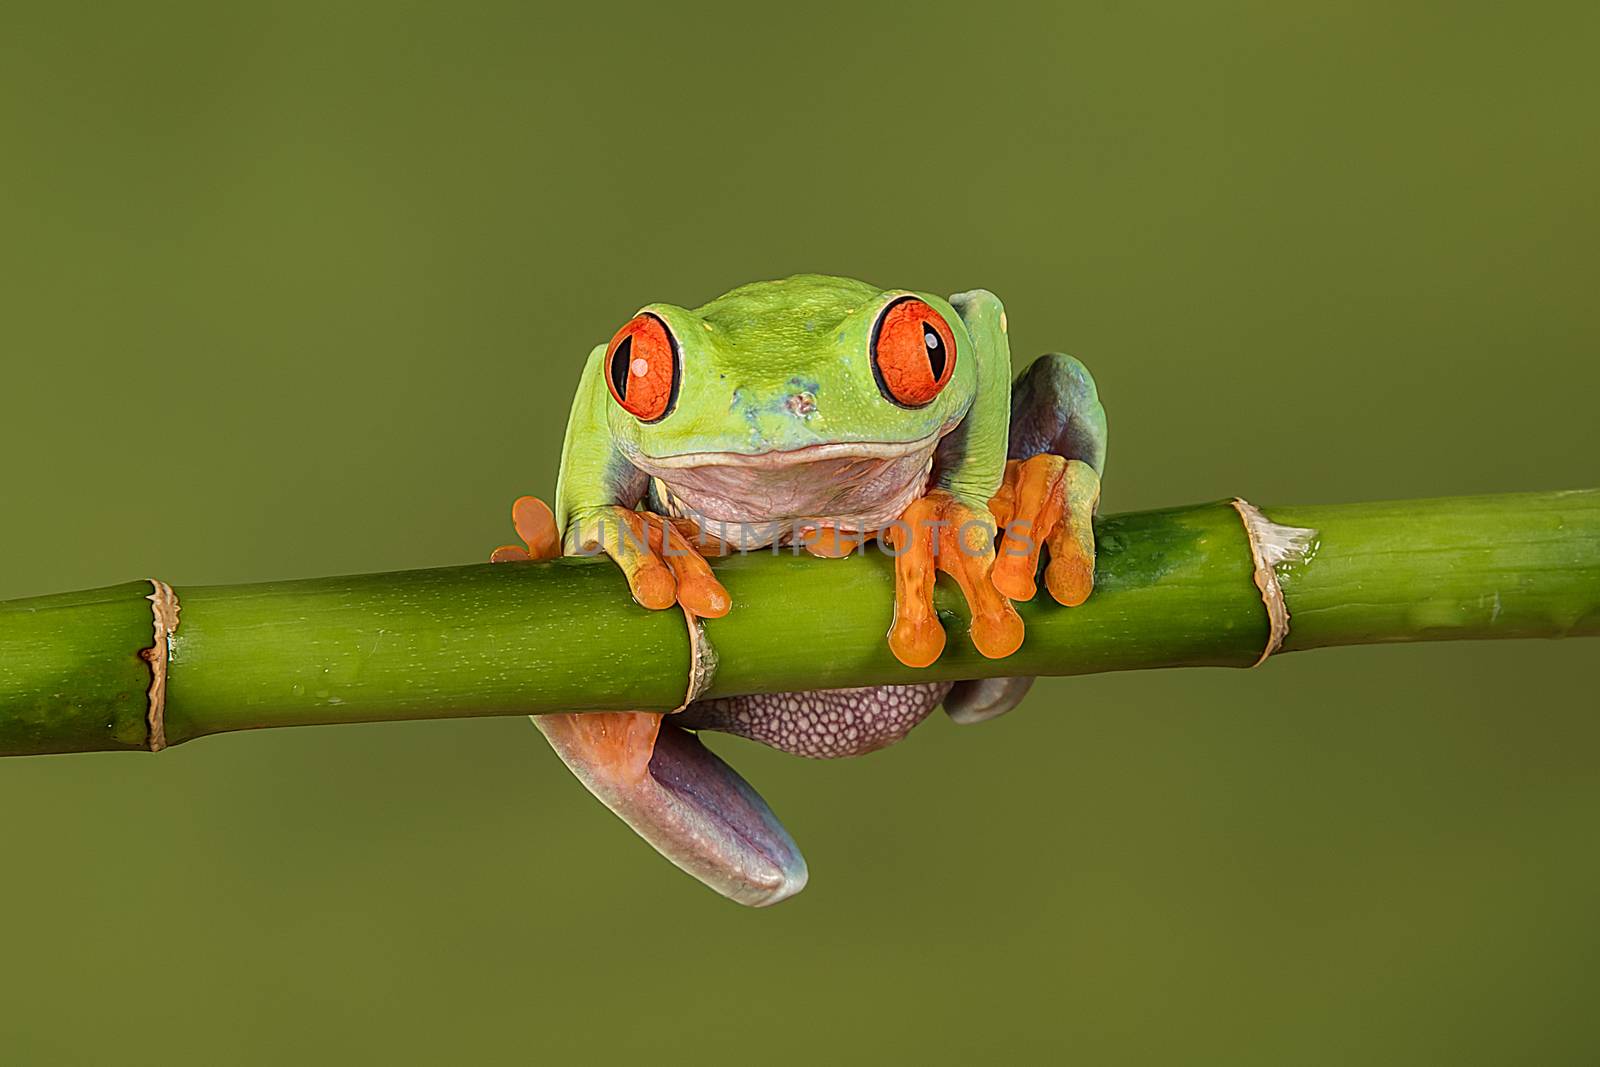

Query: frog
[[491, 274, 1106, 907]]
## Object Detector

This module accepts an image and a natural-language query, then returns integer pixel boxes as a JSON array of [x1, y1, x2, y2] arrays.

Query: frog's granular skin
[[677, 681, 953, 759]]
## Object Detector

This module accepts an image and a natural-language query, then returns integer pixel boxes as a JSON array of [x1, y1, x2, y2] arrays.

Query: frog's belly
[[643, 448, 935, 549]]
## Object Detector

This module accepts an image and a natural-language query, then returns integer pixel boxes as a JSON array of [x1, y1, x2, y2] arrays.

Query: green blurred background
[[3, 2, 1598, 1062]]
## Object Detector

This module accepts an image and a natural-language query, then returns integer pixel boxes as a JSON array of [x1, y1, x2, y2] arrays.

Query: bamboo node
[[673, 606, 718, 713], [1230, 499, 1317, 667], [142, 579, 181, 751]]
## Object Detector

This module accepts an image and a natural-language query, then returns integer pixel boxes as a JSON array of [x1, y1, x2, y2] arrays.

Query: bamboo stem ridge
[[0, 490, 1595, 758]]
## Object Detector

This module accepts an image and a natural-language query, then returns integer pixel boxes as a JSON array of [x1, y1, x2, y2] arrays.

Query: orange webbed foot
[[989, 455, 1101, 607], [883, 490, 1024, 668]]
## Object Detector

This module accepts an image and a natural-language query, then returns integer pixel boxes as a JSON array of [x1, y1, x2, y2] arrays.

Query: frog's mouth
[[625, 432, 944, 532]]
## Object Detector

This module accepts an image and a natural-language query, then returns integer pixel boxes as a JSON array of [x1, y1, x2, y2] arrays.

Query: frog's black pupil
[[610, 335, 633, 398], [922, 323, 946, 380]]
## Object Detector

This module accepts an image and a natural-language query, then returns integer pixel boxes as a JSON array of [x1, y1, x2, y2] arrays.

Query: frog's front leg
[[944, 352, 1108, 724]]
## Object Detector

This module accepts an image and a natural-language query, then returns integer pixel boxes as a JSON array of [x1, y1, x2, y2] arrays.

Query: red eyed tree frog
[[492, 274, 1106, 906]]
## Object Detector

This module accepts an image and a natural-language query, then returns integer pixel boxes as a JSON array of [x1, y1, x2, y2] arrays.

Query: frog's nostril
[[786, 391, 817, 417]]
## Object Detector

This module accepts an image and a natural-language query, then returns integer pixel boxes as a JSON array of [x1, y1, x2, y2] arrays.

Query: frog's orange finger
[[570, 507, 677, 610], [670, 516, 733, 557], [937, 508, 1025, 660], [488, 495, 560, 563], [511, 495, 561, 560], [992, 455, 1068, 602], [612, 510, 679, 610], [646, 517, 730, 619], [800, 526, 870, 558], [886, 500, 945, 668], [988, 461, 1019, 530], [1043, 459, 1101, 607], [888, 492, 1026, 667]]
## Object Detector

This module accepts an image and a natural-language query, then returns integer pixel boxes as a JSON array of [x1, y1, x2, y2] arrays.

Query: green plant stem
[[1, 490, 1596, 757]]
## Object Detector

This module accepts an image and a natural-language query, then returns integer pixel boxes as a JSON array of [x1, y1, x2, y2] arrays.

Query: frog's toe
[[490, 495, 561, 563], [989, 456, 1100, 607], [944, 514, 1026, 660], [571, 506, 730, 618], [942, 676, 1035, 725], [990, 456, 1065, 601], [646, 517, 730, 619], [888, 612, 947, 669], [1043, 460, 1100, 606], [799, 526, 870, 558], [884, 496, 946, 667], [886, 490, 1023, 667], [534, 711, 807, 907]]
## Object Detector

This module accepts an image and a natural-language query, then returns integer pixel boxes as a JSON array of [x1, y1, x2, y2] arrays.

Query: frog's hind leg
[[677, 682, 954, 759], [494, 495, 805, 907], [1007, 352, 1107, 475], [944, 353, 1106, 726], [532, 711, 808, 907], [542, 683, 953, 903], [536, 683, 960, 901]]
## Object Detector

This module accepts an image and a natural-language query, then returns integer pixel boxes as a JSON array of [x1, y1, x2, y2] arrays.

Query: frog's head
[[599, 274, 977, 525]]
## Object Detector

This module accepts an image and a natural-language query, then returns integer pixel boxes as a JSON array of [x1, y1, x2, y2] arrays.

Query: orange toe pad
[[885, 490, 1024, 667], [989, 456, 1101, 607]]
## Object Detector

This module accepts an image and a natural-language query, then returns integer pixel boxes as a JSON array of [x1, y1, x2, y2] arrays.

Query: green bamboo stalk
[[1, 490, 1596, 758]]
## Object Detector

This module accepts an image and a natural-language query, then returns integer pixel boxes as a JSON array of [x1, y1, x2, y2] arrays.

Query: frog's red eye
[[870, 297, 956, 408], [604, 312, 680, 422]]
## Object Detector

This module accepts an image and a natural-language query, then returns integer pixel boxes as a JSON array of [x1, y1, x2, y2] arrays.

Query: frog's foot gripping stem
[[989, 454, 1102, 607], [883, 490, 1025, 668], [565, 504, 731, 619], [492, 496, 805, 907]]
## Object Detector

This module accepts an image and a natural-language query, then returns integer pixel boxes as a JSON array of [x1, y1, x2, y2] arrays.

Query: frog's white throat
[[628, 432, 946, 548]]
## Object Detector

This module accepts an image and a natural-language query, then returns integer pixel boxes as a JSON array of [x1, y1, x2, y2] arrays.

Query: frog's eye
[[604, 312, 680, 422], [870, 297, 957, 408]]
